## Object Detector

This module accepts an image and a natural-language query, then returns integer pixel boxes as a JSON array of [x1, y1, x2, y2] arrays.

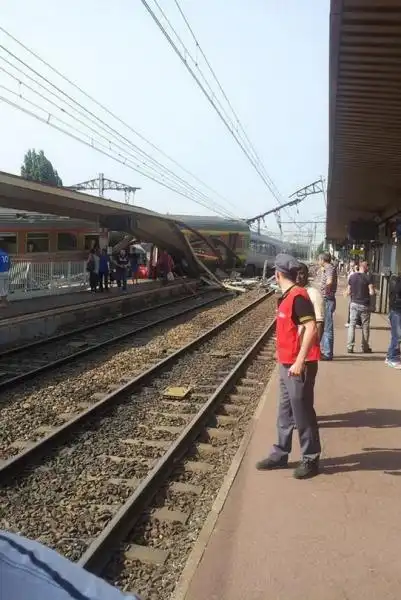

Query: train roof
[[171, 214, 250, 233], [250, 231, 289, 246]]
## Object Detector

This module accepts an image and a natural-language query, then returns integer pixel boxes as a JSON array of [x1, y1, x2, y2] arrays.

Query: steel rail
[[0, 289, 231, 392], [0, 286, 220, 359], [0, 291, 273, 482], [79, 316, 276, 574]]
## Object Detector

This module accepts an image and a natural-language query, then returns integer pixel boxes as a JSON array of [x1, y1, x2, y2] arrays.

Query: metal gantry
[[69, 173, 141, 204], [246, 177, 326, 236]]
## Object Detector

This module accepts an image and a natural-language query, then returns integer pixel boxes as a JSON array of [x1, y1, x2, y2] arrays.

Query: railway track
[[0, 291, 276, 600], [0, 287, 229, 391]]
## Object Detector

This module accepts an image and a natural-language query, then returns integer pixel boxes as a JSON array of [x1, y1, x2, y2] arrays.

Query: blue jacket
[[0, 249, 10, 273], [0, 530, 141, 600], [99, 255, 110, 273]]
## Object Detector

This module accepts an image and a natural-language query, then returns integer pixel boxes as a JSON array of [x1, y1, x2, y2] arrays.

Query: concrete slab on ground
[[182, 297, 400, 600]]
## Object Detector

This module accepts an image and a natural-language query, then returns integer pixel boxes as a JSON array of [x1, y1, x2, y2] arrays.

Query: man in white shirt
[[297, 263, 324, 340]]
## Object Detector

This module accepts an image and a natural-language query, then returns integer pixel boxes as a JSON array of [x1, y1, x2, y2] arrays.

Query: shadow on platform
[[333, 354, 386, 361], [319, 408, 401, 429], [321, 447, 401, 476]]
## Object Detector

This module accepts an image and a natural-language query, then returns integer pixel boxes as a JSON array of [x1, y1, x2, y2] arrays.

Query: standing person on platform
[[130, 248, 139, 285], [256, 254, 321, 480], [345, 261, 362, 328], [318, 252, 338, 360], [346, 261, 375, 354], [86, 249, 99, 293], [157, 249, 174, 283], [385, 273, 401, 369], [296, 262, 324, 340], [0, 245, 10, 307], [98, 247, 110, 292], [116, 249, 129, 291]]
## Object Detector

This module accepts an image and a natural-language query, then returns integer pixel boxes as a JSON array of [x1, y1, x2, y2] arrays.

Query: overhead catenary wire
[[0, 44, 240, 219], [0, 92, 241, 219], [0, 60, 238, 217], [171, 0, 277, 185], [140, 0, 302, 229], [0, 25, 242, 218], [0, 25, 302, 235]]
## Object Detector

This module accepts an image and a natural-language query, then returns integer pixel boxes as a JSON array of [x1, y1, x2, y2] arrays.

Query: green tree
[[21, 149, 63, 186]]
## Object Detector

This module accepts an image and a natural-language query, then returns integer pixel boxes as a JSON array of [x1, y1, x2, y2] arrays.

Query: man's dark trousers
[[271, 362, 321, 460]]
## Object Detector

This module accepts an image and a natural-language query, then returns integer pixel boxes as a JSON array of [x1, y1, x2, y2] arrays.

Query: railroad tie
[[151, 507, 189, 525], [124, 544, 169, 566], [205, 427, 232, 440], [195, 442, 219, 455], [184, 461, 213, 473], [169, 481, 203, 495]]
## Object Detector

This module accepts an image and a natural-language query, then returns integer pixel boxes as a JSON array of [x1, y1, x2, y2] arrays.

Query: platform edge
[[171, 366, 278, 600]]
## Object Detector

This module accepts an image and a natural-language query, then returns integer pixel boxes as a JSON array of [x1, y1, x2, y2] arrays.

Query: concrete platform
[[181, 298, 400, 600], [0, 279, 202, 349]]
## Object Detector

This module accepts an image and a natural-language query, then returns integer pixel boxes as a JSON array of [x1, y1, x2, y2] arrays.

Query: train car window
[[57, 233, 78, 251], [84, 235, 100, 250], [0, 234, 17, 254], [26, 232, 49, 252]]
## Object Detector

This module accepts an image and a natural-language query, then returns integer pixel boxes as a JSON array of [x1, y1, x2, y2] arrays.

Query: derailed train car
[[173, 215, 289, 275]]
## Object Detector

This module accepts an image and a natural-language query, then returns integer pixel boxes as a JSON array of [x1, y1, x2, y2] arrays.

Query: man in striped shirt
[[318, 252, 338, 360]]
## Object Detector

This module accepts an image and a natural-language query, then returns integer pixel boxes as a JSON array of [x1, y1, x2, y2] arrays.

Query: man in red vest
[[256, 254, 321, 479]]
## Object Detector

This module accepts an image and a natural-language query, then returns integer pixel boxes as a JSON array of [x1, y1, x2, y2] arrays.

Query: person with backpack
[[0, 245, 10, 307], [385, 273, 401, 369]]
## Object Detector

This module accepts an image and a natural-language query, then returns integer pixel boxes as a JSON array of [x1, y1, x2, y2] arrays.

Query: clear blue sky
[[0, 0, 329, 239]]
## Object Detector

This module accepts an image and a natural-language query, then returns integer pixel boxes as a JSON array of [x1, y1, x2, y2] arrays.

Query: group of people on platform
[[86, 247, 177, 293], [86, 247, 134, 293], [257, 251, 401, 481]]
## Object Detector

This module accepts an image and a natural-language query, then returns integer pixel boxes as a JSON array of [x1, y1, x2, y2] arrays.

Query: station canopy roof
[[0, 171, 203, 273], [328, 0, 401, 241]]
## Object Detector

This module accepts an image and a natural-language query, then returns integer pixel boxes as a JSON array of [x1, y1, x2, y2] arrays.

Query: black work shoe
[[256, 456, 288, 471], [362, 348, 372, 354], [293, 459, 319, 480]]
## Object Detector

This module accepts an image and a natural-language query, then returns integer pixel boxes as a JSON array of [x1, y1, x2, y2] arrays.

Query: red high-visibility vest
[[276, 285, 320, 365]]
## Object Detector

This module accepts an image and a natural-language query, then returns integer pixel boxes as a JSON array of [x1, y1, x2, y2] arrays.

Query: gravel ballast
[[0, 289, 269, 460], [0, 293, 276, 570]]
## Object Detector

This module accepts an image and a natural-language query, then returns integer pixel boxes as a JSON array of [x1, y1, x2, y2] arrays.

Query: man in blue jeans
[[386, 274, 401, 369], [318, 252, 338, 360]]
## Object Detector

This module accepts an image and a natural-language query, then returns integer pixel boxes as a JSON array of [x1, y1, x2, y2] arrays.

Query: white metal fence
[[8, 259, 89, 300]]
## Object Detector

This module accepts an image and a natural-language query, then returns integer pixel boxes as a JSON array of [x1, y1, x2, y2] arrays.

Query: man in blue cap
[[256, 254, 321, 479]]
